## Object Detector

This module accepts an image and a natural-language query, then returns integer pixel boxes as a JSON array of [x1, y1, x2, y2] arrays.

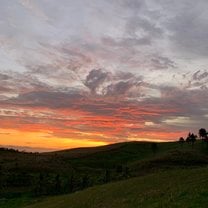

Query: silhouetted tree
[[67, 174, 74, 193], [190, 133, 197, 148], [179, 137, 185, 147], [186, 133, 197, 148], [0, 165, 3, 189], [81, 175, 89, 189], [104, 169, 110, 183], [199, 128, 208, 141], [55, 174, 61, 194], [186, 132, 191, 143], [35, 173, 45, 195]]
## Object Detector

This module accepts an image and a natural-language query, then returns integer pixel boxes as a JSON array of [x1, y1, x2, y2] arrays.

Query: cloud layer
[[0, 0, 208, 151]]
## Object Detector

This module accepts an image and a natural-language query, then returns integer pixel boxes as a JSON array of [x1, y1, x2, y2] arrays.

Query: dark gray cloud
[[150, 56, 176, 70], [106, 81, 137, 96], [2, 90, 85, 109], [84, 68, 144, 96], [84, 69, 111, 94], [192, 70, 208, 81]]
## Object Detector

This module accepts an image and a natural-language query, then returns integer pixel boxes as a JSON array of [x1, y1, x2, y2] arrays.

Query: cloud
[[161, 0, 208, 57], [84, 69, 111, 94], [0, 73, 10, 80], [192, 70, 208, 81], [1, 0, 208, 150], [84, 68, 145, 97], [0, 71, 51, 98], [1, 78, 207, 145], [19, 0, 49, 21], [2, 90, 85, 109], [150, 56, 176, 70]]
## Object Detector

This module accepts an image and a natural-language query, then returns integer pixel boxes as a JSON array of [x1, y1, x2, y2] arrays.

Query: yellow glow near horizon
[[127, 137, 171, 143], [0, 128, 108, 152]]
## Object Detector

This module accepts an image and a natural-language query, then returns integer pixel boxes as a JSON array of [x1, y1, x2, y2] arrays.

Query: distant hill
[[44, 141, 131, 158]]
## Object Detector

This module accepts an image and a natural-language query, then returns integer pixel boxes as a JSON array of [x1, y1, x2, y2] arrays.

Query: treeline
[[0, 147, 36, 154], [179, 128, 208, 147], [0, 148, 21, 153], [0, 165, 131, 197]]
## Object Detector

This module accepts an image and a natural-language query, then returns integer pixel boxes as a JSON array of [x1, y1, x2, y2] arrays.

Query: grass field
[[24, 167, 208, 208]]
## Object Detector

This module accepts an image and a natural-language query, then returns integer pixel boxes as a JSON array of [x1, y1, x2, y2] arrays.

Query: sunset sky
[[0, 0, 208, 152]]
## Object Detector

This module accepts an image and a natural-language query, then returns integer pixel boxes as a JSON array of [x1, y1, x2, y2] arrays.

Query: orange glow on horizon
[[0, 127, 184, 152], [0, 101, 188, 152], [0, 128, 108, 152]]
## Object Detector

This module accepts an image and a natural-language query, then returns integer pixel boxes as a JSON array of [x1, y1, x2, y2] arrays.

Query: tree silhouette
[[35, 173, 44, 196], [55, 174, 61, 194], [81, 175, 89, 189], [186, 132, 191, 143], [67, 174, 74, 193], [179, 137, 185, 147], [104, 169, 110, 183], [0, 165, 3, 189], [191, 133, 197, 147], [186, 133, 197, 148], [199, 128, 207, 141]]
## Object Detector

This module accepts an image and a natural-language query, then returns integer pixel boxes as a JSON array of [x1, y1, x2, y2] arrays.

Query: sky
[[0, 0, 208, 152]]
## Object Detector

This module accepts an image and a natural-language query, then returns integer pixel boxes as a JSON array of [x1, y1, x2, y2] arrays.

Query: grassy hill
[[45, 141, 208, 169], [1, 140, 208, 208], [24, 167, 208, 208]]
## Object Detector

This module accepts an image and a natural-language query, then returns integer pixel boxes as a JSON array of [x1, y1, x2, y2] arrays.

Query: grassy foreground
[[24, 167, 208, 208]]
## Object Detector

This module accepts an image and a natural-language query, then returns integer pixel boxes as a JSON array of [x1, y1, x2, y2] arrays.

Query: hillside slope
[[24, 167, 208, 208], [45, 141, 196, 168], [1, 141, 208, 208]]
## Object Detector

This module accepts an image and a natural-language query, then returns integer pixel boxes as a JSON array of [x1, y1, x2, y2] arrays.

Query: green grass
[[1, 140, 208, 208], [0, 196, 33, 208], [58, 141, 200, 169], [23, 167, 208, 208]]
